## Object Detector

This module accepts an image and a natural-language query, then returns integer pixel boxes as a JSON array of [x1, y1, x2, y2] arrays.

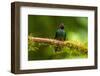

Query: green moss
[[28, 39, 88, 60]]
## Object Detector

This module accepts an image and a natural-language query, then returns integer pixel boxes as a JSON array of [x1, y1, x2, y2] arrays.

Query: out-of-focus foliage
[[28, 15, 88, 60]]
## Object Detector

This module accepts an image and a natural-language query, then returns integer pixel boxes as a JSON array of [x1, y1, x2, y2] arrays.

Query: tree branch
[[28, 36, 88, 53]]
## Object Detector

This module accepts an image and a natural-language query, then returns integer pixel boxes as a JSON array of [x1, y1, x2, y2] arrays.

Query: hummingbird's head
[[59, 23, 64, 29]]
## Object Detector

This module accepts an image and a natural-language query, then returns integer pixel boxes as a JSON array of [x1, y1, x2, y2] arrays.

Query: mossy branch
[[28, 36, 88, 53]]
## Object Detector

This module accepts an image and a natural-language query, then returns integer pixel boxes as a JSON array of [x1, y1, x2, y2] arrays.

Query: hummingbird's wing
[[55, 31, 57, 39], [64, 31, 66, 41]]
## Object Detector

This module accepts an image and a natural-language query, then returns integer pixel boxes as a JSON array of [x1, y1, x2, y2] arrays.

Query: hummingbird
[[55, 23, 66, 52]]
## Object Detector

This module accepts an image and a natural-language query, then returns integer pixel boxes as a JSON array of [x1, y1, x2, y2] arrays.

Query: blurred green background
[[28, 15, 88, 60]]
